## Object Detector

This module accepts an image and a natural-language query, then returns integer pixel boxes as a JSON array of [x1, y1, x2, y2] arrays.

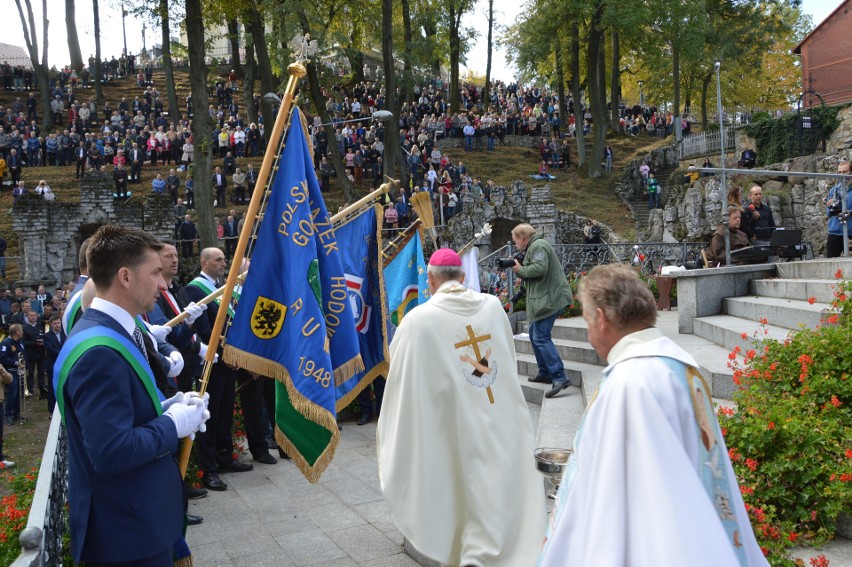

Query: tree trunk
[[296, 10, 354, 202], [586, 9, 605, 178], [185, 0, 216, 248], [159, 0, 180, 125], [673, 44, 682, 142], [65, 0, 84, 71], [380, 0, 406, 192], [344, 47, 365, 84], [227, 19, 242, 76], [93, 0, 102, 101], [15, 0, 53, 130], [554, 35, 567, 144], [610, 30, 620, 134], [242, 24, 258, 128], [483, 0, 494, 111], [422, 18, 441, 78], [400, 0, 414, 103], [247, 2, 274, 144], [39, 0, 53, 131], [570, 23, 585, 167], [448, 3, 462, 112], [700, 72, 712, 130]]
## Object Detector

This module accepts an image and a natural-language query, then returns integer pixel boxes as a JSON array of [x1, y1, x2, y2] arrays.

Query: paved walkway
[[185, 420, 416, 566]]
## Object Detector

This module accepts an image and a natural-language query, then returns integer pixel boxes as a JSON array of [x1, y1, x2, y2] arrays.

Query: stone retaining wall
[[12, 170, 175, 286]]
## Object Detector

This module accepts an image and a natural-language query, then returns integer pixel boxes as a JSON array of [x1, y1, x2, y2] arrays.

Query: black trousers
[[237, 370, 269, 458], [827, 234, 847, 258], [195, 362, 236, 473]]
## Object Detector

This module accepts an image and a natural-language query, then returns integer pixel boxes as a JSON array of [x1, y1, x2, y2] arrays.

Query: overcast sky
[[7, 0, 840, 81]]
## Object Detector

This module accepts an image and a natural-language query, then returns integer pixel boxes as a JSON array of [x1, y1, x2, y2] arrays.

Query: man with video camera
[[826, 161, 852, 258], [510, 224, 574, 398]]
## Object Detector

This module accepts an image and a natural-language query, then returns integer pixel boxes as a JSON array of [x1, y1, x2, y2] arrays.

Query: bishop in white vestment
[[377, 248, 546, 567], [539, 264, 768, 567]]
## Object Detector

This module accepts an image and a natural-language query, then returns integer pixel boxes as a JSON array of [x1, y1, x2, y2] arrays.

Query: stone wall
[[436, 181, 598, 257], [827, 105, 852, 154], [12, 170, 175, 287], [658, 152, 851, 254]]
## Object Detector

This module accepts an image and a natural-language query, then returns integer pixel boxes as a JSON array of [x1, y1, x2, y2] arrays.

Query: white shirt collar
[[89, 297, 137, 337], [199, 272, 218, 286]]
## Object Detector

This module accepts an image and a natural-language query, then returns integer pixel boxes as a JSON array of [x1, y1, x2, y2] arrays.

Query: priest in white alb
[[539, 264, 769, 567], [377, 248, 545, 567]]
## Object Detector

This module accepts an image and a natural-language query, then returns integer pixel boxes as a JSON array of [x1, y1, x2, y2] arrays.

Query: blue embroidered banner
[[333, 204, 388, 410], [223, 108, 363, 482]]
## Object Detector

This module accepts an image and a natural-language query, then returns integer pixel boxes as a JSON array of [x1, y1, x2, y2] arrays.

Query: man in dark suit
[[184, 247, 252, 491], [75, 141, 87, 178], [22, 311, 44, 400], [178, 214, 198, 259], [129, 142, 144, 183], [43, 315, 65, 415], [57, 225, 208, 566], [212, 166, 227, 207], [222, 215, 238, 260]]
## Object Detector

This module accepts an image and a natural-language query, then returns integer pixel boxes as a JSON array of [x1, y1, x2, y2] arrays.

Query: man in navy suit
[[184, 247, 253, 491], [42, 316, 65, 415], [56, 225, 208, 566]]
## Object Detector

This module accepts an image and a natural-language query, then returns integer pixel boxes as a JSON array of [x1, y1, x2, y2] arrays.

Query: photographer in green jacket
[[511, 224, 573, 398]]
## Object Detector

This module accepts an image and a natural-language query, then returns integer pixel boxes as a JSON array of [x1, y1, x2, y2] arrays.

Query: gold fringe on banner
[[173, 556, 193, 567], [330, 203, 391, 407], [333, 355, 365, 384], [275, 371, 341, 483], [224, 343, 342, 482], [335, 360, 389, 412]]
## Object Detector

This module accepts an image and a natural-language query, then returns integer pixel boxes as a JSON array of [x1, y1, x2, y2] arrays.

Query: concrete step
[[522, 318, 589, 342], [774, 258, 852, 280], [723, 295, 829, 330], [535, 382, 584, 450], [693, 314, 793, 353], [515, 352, 596, 390], [751, 278, 838, 304], [515, 335, 605, 366]]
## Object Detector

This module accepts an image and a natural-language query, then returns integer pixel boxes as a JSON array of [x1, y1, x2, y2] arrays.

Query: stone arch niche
[[12, 170, 175, 287]]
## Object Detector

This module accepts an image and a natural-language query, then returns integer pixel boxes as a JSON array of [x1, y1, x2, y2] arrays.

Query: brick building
[[793, 0, 852, 108]]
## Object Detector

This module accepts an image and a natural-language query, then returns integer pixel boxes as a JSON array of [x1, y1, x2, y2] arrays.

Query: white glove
[[198, 342, 219, 364], [160, 391, 185, 412], [184, 302, 207, 326], [185, 394, 211, 434], [164, 400, 206, 439], [185, 391, 210, 411], [149, 325, 172, 342], [167, 351, 184, 378]]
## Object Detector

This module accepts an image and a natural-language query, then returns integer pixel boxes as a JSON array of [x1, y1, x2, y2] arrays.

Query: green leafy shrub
[[744, 106, 842, 166], [718, 270, 852, 565]]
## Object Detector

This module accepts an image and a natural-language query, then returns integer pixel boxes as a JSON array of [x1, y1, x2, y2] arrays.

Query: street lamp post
[[715, 60, 731, 267], [638, 80, 644, 107]]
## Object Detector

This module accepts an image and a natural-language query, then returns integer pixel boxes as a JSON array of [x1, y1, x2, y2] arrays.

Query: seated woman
[[532, 160, 555, 180]]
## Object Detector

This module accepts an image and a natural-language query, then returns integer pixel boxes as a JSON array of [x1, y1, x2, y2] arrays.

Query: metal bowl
[[534, 447, 572, 476]]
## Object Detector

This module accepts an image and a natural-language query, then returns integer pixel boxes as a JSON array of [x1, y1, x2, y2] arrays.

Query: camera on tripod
[[496, 253, 525, 269]]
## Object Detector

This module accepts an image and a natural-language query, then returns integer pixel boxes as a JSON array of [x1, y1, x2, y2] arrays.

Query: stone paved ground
[[185, 420, 418, 567]]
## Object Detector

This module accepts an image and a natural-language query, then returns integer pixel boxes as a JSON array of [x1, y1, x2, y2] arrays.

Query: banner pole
[[177, 61, 307, 478]]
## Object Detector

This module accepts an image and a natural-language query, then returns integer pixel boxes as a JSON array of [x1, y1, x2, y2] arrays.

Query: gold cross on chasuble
[[454, 325, 495, 404]]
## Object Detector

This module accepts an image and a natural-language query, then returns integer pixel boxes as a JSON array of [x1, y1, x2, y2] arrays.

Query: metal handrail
[[11, 407, 69, 567], [478, 242, 710, 286]]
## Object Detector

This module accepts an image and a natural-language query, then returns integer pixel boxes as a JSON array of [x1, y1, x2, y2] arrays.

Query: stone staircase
[[632, 162, 679, 233], [514, 258, 852, 452]]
